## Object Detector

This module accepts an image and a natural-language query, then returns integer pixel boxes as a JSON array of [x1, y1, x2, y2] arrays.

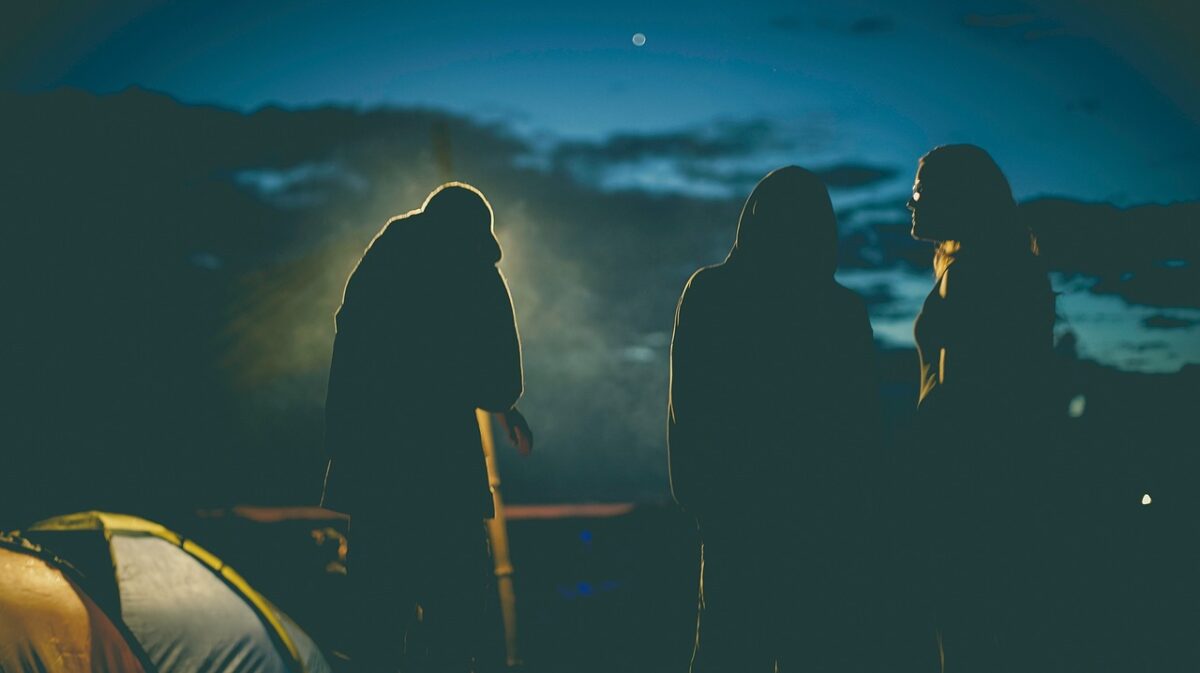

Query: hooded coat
[[321, 184, 523, 518], [668, 165, 879, 524], [667, 167, 883, 672]]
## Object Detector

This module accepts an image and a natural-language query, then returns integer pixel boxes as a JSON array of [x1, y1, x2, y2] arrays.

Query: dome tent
[[0, 531, 151, 673], [22, 511, 332, 673]]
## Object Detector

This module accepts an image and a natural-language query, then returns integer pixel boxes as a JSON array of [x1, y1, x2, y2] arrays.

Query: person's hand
[[497, 407, 533, 456]]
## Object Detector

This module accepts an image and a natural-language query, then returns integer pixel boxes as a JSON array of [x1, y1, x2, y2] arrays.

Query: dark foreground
[[183, 503, 699, 673], [176, 497, 1191, 673]]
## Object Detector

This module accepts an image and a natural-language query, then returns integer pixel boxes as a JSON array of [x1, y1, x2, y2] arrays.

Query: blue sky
[[11, 0, 1200, 205]]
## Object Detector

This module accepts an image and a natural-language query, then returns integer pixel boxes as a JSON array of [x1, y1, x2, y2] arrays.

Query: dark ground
[[176, 491, 1193, 673], [181, 503, 701, 673]]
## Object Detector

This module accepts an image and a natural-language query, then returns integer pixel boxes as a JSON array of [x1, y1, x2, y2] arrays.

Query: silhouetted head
[[907, 144, 1016, 244], [730, 166, 838, 277], [418, 182, 502, 266], [348, 182, 501, 299]]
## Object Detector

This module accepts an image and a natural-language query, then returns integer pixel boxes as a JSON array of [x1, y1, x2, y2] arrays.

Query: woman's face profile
[[908, 164, 952, 242]]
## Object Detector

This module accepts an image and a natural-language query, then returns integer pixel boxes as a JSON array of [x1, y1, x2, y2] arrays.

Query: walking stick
[[477, 410, 523, 668]]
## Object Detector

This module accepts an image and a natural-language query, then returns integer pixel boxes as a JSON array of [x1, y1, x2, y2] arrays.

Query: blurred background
[[2, 1, 1197, 670]]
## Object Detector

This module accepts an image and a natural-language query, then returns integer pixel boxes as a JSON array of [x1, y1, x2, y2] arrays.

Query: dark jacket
[[321, 186, 523, 517], [667, 167, 879, 525], [911, 246, 1057, 524], [914, 250, 1055, 421]]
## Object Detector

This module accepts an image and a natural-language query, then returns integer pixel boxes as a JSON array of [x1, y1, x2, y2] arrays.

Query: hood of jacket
[[728, 166, 838, 279]]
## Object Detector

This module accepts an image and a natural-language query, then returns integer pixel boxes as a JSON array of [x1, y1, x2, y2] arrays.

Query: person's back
[[323, 183, 529, 672], [672, 265, 875, 518], [323, 185, 522, 517], [669, 166, 881, 672]]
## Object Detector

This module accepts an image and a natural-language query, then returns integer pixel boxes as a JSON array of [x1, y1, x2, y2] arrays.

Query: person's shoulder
[[941, 256, 1011, 301], [831, 280, 869, 313], [681, 262, 730, 297]]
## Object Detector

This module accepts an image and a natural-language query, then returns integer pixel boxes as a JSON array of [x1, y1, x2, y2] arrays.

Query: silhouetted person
[[669, 167, 882, 672], [322, 183, 532, 673], [905, 145, 1062, 671]]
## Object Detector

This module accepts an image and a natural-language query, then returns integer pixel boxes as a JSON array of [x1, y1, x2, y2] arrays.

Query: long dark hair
[[917, 144, 1038, 277]]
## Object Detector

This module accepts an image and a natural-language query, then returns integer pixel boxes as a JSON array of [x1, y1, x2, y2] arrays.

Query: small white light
[[1142, 493, 1152, 505], [1068, 394, 1086, 418], [911, 190, 921, 202], [632, 33, 647, 46]]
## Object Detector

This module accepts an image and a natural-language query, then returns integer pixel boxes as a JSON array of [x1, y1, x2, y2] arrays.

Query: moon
[[632, 33, 646, 47]]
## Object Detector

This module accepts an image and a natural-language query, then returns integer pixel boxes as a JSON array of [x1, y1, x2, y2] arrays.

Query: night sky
[[3, 1, 1198, 505], [9, 0, 1200, 203]]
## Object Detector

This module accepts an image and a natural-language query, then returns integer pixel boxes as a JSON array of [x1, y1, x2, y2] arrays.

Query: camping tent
[[22, 511, 332, 673], [0, 532, 151, 673]]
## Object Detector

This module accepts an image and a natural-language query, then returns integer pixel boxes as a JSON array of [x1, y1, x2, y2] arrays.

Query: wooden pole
[[477, 410, 522, 668]]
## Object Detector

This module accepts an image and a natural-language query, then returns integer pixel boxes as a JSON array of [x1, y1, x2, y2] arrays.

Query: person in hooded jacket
[[906, 145, 1063, 672], [668, 166, 883, 672], [322, 182, 532, 673]]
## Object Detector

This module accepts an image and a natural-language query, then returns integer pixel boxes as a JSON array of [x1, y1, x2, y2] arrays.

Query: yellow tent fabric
[[26, 511, 306, 672], [0, 537, 147, 673], [28, 511, 174, 539]]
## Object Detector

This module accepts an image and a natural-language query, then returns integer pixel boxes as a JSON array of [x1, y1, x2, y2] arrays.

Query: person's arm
[[667, 271, 724, 515], [323, 299, 371, 461], [474, 268, 524, 411], [938, 263, 1013, 399], [475, 268, 532, 455], [321, 300, 374, 507], [493, 406, 533, 456]]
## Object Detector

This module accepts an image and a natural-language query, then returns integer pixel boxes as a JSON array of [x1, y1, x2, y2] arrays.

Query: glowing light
[[911, 190, 921, 202], [632, 33, 646, 46], [1068, 394, 1086, 418], [1142, 493, 1152, 505]]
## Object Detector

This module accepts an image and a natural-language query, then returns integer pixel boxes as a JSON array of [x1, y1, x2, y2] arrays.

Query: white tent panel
[[113, 535, 291, 673]]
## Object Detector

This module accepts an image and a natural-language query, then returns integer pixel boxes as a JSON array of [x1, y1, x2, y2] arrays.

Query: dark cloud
[[673, 164, 764, 191], [673, 161, 897, 194], [1021, 198, 1200, 307], [233, 162, 368, 209], [962, 12, 1071, 41], [962, 13, 1038, 29], [548, 121, 896, 197], [551, 119, 787, 166], [769, 14, 894, 36], [815, 163, 898, 188], [1120, 340, 1170, 351], [545, 120, 837, 198], [1143, 315, 1198, 329], [850, 16, 895, 34], [851, 282, 896, 307]]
